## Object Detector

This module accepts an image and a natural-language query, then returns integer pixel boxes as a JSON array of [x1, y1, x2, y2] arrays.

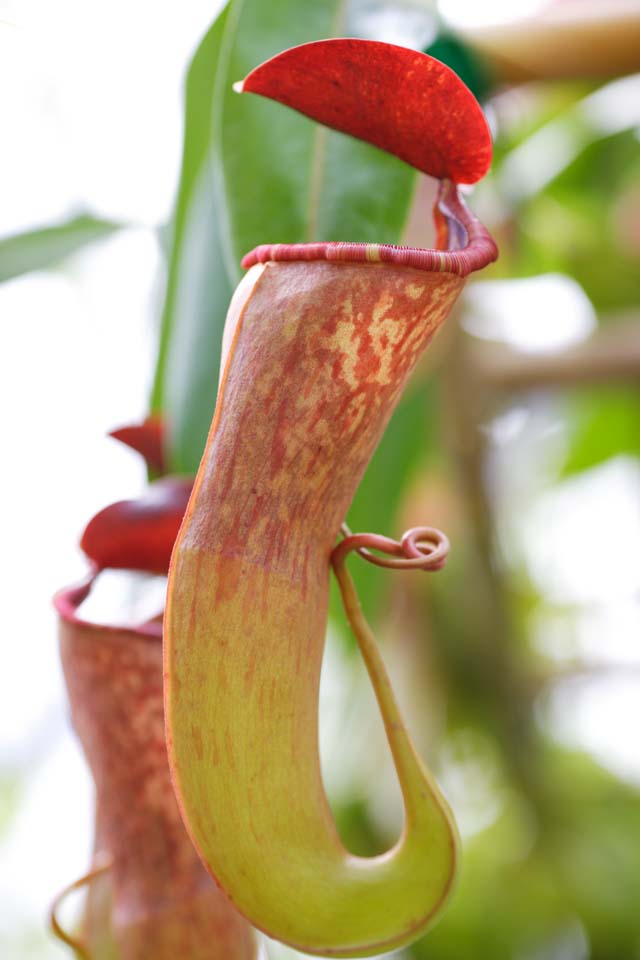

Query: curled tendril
[[333, 522, 450, 572], [50, 853, 112, 960], [330, 520, 450, 851]]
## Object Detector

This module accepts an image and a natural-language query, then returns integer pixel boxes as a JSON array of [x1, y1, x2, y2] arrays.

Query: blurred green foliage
[[562, 387, 640, 477], [150, 6, 233, 473], [0, 214, 122, 283]]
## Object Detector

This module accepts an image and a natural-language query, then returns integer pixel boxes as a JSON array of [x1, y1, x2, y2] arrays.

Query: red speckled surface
[[241, 39, 492, 185], [181, 259, 465, 589], [59, 606, 256, 959]]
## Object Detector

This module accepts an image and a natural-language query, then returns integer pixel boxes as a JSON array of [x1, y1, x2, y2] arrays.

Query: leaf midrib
[[304, 0, 348, 242]]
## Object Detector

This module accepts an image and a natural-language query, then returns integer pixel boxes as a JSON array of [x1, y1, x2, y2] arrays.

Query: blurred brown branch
[[473, 314, 640, 391], [458, 1, 640, 82]]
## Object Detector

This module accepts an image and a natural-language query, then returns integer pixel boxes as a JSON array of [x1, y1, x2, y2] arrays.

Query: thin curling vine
[[165, 38, 497, 957], [49, 853, 113, 960], [330, 524, 458, 949]]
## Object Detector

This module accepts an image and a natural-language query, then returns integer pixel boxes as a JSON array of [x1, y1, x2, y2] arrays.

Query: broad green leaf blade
[[161, 167, 234, 472], [150, 4, 233, 472], [0, 214, 122, 283], [314, 131, 420, 244]]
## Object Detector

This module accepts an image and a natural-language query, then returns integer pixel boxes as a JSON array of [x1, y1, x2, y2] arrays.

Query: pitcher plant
[[54, 424, 256, 959], [165, 39, 497, 958]]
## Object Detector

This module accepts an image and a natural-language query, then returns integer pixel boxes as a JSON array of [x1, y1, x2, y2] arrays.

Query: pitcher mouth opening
[[54, 573, 164, 641], [241, 180, 497, 279]]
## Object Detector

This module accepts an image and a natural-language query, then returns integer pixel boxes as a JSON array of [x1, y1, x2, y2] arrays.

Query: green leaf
[[159, 168, 233, 472], [0, 214, 122, 283], [150, 4, 233, 473]]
